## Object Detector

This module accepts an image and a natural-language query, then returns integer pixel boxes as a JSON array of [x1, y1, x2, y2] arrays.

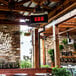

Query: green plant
[[48, 49, 54, 62], [20, 60, 32, 68], [59, 45, 64, 51], [52, 67, 71, 76], [62, 39, 68, 45], [41, 65, 50, 68], [20, 31, 23, 35], [73, 43, 76, 50]]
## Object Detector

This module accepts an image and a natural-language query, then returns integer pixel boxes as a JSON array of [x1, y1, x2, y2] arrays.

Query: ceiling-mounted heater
[[30, 12, 48, 24]]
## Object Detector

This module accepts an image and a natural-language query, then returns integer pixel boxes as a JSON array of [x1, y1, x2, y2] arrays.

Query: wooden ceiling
[[0, 0, 75, 26], [41, 16, 76, 38]]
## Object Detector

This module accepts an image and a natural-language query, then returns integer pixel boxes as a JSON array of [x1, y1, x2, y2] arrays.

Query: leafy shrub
[[52, 67, 71, 76], [62, 39, 68, 45], [59, 45, 64, 51], [20, 60, 32, 68], [48, 49, 54, 62], [74, 43, 76, 50], [41, 65, 50, 68]]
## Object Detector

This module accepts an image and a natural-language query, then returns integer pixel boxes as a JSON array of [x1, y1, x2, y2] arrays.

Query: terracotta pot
[[24, 32, 31, 36], [51, 62, 55, 68]]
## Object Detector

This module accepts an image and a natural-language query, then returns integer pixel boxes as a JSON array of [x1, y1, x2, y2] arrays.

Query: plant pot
[[24, 32, 31, 36], [51, 62, 55, 68]]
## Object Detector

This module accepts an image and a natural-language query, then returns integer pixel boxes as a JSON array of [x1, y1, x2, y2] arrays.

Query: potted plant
[[48, 49, 54, 67], [24, 32, 31, 36], [41, 65, 50, 68], [62, 39, 68, 51], [52, 67, 71, 76], [73, 43, 76, 51], [20, 60, 32, 68], [20, 31, 23, 35], [59, 45, 64, 51], [62, 39, 68, 46]]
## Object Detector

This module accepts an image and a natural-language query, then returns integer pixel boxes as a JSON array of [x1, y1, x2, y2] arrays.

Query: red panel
[[41, 16, 44, 21], [34, 17, 37, 21], [38, 17, 40, 21]]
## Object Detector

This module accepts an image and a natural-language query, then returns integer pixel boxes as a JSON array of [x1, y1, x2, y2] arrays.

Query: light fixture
[[20, 19, 25, 22]]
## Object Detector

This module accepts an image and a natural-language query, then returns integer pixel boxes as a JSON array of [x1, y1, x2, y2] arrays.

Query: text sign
[[30, 14, 48, 24]]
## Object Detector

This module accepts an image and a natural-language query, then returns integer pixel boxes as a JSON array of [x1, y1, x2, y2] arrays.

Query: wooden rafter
[[58, 24, 76, 28], [41, 5, 51, 9], [41, 15, 76, 37], [43, 27, 52, 33], [0, 0, 8, 5], [64, 18, 76, 23], [50, 0, 60, 2], [0, 20, 28, 25], [48, 0, 72, 19], [0, 13, 30, 20], [59, 27, 76, 35], [40, 2, 76, 27], [0, 5, 33, 12], [16, 0, 30, 6], [27, 1, 32, 7], [58, 17, 76, 27]]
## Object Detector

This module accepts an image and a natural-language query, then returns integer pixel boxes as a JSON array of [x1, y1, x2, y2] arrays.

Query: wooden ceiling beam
[[50, 0, 60, 2], [0, 0, 8, 5], [16, 0, 30, 6], [40, 2, 76, 27], [59, 27, 76, 35], [42, 27, 52, 33], [58, 17, 76, 26], [0, 20, 29, 25], [0, 14, 30, 20], [64, 18, 76, 23], [58, 24, 76, 28], [0, 5, 33, 12], [48, 0, 71, 19], [42, 24, 76, 35]]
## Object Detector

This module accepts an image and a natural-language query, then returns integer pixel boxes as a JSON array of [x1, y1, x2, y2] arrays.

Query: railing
[[0, 68, 52, 76]]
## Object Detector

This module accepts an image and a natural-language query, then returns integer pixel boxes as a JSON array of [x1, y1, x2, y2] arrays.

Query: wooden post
[[42, 39, 46, 65], [34, 28, 40, 68], [53, 25, 60, 68]]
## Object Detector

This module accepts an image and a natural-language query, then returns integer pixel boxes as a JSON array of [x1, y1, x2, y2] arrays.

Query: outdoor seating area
[[0, 0, 75, 76]]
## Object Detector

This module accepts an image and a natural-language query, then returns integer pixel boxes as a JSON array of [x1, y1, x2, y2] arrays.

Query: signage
[[30, 14, 48, 24]]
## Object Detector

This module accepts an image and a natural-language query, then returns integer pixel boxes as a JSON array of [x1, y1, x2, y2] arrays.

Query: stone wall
[[0, 24, 20, 63], [45, 35, 76, 65], [45, 37, 54, 65]]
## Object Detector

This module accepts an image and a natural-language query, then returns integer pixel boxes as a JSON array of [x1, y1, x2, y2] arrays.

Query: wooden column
[[34, 28, 40, 68], [42, 39, 46, 65], [53, 25, 60, 68]]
